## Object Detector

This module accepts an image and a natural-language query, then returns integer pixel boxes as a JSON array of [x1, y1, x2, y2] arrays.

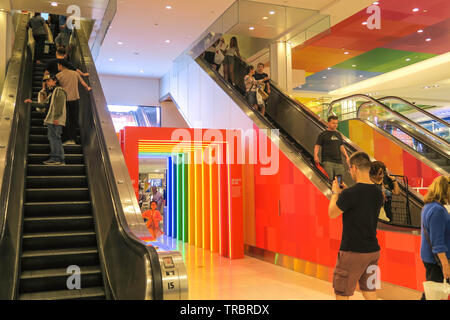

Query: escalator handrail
[[358, 100, 450, 149], [72, 27, 163, 299], [0, 13, 29, 244], [378, 96, 450, 129]]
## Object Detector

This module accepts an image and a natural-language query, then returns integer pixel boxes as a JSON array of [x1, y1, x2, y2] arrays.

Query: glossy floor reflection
[[149, 236, 367, 300]]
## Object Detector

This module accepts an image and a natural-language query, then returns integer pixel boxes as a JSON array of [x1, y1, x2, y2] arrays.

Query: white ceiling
[[139, 157, 167, 174], [96, 0, 375, 79]]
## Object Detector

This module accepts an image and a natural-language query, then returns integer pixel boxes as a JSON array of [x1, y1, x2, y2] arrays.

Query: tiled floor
[[151, 236, 366, 300]]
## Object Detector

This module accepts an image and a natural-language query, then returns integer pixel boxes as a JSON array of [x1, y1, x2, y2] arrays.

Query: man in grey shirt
[[56, 60, 91, 145], [27, 12, 47, 64]]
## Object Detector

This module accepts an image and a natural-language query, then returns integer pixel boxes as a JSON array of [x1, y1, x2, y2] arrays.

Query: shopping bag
[[423, 280, 450, 300], [378, 207, 390, 222]]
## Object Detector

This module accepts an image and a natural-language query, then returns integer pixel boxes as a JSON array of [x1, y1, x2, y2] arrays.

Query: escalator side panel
[[0, 14, 32, 300]]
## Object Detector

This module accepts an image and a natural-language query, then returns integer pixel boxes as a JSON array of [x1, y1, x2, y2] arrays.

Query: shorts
[[333, 250, 380, 296], [246, 91, 257, 106]]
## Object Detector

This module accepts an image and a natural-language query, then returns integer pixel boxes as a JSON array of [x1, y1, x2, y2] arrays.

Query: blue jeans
[[47, 124, 65, 162]]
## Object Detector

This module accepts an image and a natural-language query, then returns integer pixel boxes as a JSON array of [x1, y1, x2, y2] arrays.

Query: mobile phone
[[336, 175, 343, 188]]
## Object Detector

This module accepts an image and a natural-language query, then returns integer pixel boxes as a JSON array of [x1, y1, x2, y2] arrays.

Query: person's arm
[[76, 69, 89, 77], [340, 145, 350, 168], [24, 99, 47, 108], [389, 176, 401, 195], [429, 209, 449, 276], [328, 178, 345, 218], [77, 73, 91, 91], [437, 252, 450, 279], [266, 79, 271, 93], [314, 145, 321, 165]]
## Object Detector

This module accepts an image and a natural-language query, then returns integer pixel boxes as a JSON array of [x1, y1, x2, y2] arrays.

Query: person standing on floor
[[25, 75, 67, 165], [27, 12, 48, 65], [314, 115, 351, 182], [56, 60, 91, 145], [328, 152, 384, 300], [420, 175, 450, 299]]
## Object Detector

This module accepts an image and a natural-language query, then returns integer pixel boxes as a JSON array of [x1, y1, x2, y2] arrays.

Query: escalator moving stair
[[18, 48, 106, 300]]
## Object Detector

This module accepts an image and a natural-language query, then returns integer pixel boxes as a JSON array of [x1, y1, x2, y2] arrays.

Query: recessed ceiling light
[[165, 40, 171, 43], [373, 1, 379, 4], [140, 70, 144, 73], [117, 41, 123, 45], [322, 76, 327, 79], [412, 8, 419, 12], [269, 11, 275, 15], [359, 75, 364, 77], [352, 64, 357, 67], [249, 27, 255, 30], [405, 58, 411, 61], [362, 21, 368, 25], [433, 84, 439, 88], [423, 86, 430, 89], [165, 5, 172, 9], [109, 58, 114, 62], [262, 16, 268, 20], [417, 29, 423, 33], [344, 51, 349, 55], [51, 2, 58, 6], [425, 38, 431, 41], [327, 67, 332, 70]]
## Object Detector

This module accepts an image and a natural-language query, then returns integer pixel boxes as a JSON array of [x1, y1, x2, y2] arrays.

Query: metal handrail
[[358, 100, 450, 148], [378, 96, 450, 129], [328, 94, 450, 155]]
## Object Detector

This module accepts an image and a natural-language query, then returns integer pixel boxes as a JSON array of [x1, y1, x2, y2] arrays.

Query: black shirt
[[315, 130, 343, 163], [383, 175, 395, 191], [336, 183, 383, 253], [254, 72, 269, 93], [45, 58, 76, 76]]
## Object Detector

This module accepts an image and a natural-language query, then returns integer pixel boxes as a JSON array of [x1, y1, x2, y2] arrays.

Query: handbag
[[258, 87, 269, 100], [423, 280, 450, 300], [214, 48, 225, 65]]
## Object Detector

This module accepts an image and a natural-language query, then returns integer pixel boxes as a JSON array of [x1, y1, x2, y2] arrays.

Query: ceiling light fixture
[[344, 51, 349, 55], [417, 29, 423, 33], [425, 38, 431, 41], [165, 40, 171, 43], [249, 27, 255, 30], [352, 64, 357, 67], [327, 67, 332, 70], [140, 70, 144, 73], [269, 11, 275, 15], [165, 5, 172, 9], [359, 75, 364, 77], [109, 58, 114, 62], [322, 76, 327, 79], [51, 2, 58, 6], [373, 1, 379, 4], [362, 21, 368, 25], [412, 8, 419, 12], [405, 58, 411, 61], [118, 41, 123, 45], [262, 16, 268, 20]]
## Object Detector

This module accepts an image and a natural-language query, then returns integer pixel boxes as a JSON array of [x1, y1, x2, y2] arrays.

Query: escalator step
[[28, 154, 84, 165], [30, 112, 45, 119], [22, 231, 97, 251], [29, 126, 80, 136], [23, 215, 94, 233], [20, 266, 103, 294], [27, 164, 86, 176], [26, 176, 88, 188], [24, 201, 91, 217], [21, 247, 99, 271], [29, 135, 81, 144], [25, 188, 90, 202], [19, 286, 105, 300], [29, 143, 82, 154]]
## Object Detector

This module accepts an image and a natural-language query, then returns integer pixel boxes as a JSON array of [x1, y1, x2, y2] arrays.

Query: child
[[25, 74, 67, 165], [142, 201, 164, 240]]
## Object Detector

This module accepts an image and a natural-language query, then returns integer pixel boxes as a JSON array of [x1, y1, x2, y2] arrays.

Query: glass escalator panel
[[379, 97, 450, 143]]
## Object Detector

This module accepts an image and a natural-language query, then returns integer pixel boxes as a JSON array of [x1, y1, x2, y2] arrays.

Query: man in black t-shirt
[[314, 115, 350, 181], [253, 63, 270, 115], [328, 152, 384, 300], [44, 47, 89, 79]]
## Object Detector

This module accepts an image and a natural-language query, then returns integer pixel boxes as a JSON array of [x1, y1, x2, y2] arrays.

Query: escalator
[[376, 96, 450, 143], [196, 55, 423, 229], [0, 14, 187, 300], [328, 95, 450, 175]]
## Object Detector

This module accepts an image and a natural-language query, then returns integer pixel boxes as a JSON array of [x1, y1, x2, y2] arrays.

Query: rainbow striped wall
[[120, 127, 244, 259]]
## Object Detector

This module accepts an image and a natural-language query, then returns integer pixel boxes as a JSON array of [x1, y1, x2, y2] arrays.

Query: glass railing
[[377, 96, 450, 143]]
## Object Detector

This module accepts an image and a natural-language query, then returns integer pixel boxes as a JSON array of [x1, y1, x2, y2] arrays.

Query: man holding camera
[[328, 152, 384, 300]]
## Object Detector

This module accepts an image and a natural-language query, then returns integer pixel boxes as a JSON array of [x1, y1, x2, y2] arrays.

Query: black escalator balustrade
[[19, 49, 106, 300]]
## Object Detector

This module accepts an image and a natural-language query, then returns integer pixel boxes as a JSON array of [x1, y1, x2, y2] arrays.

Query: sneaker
[[43, 159, 59, 165], [36, 107, 46, 113], [63, 140, 76, 145]]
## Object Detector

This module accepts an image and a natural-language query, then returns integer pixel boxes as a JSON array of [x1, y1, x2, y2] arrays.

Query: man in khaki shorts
[[328, 152, 384, 300]]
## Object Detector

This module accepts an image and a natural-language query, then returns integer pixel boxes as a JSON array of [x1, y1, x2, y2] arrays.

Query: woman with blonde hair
[[420, 175, 450, 299]]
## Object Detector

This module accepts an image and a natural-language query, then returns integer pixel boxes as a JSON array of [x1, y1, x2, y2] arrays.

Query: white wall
[[160, 55, 254, 131], [0, 9, 14, 95], [99, 74, 160, 106]]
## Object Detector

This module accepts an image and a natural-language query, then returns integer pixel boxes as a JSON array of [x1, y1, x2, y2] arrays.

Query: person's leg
[[54, 125, 65, 163], [322, 162, 334, 182], [223, 57, 230, 82], [35, 35, 45, 62], [71, 100, 80, 143], [229, 58, 236, 85], [260, 103, 266, 116], [358, 251, 380, 300], [361, 291, 377, 300], [63, 101, 73, 142], [333, 251, 359, 300], [47, 124, 58, 161], [384, 198, 393, 222]]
